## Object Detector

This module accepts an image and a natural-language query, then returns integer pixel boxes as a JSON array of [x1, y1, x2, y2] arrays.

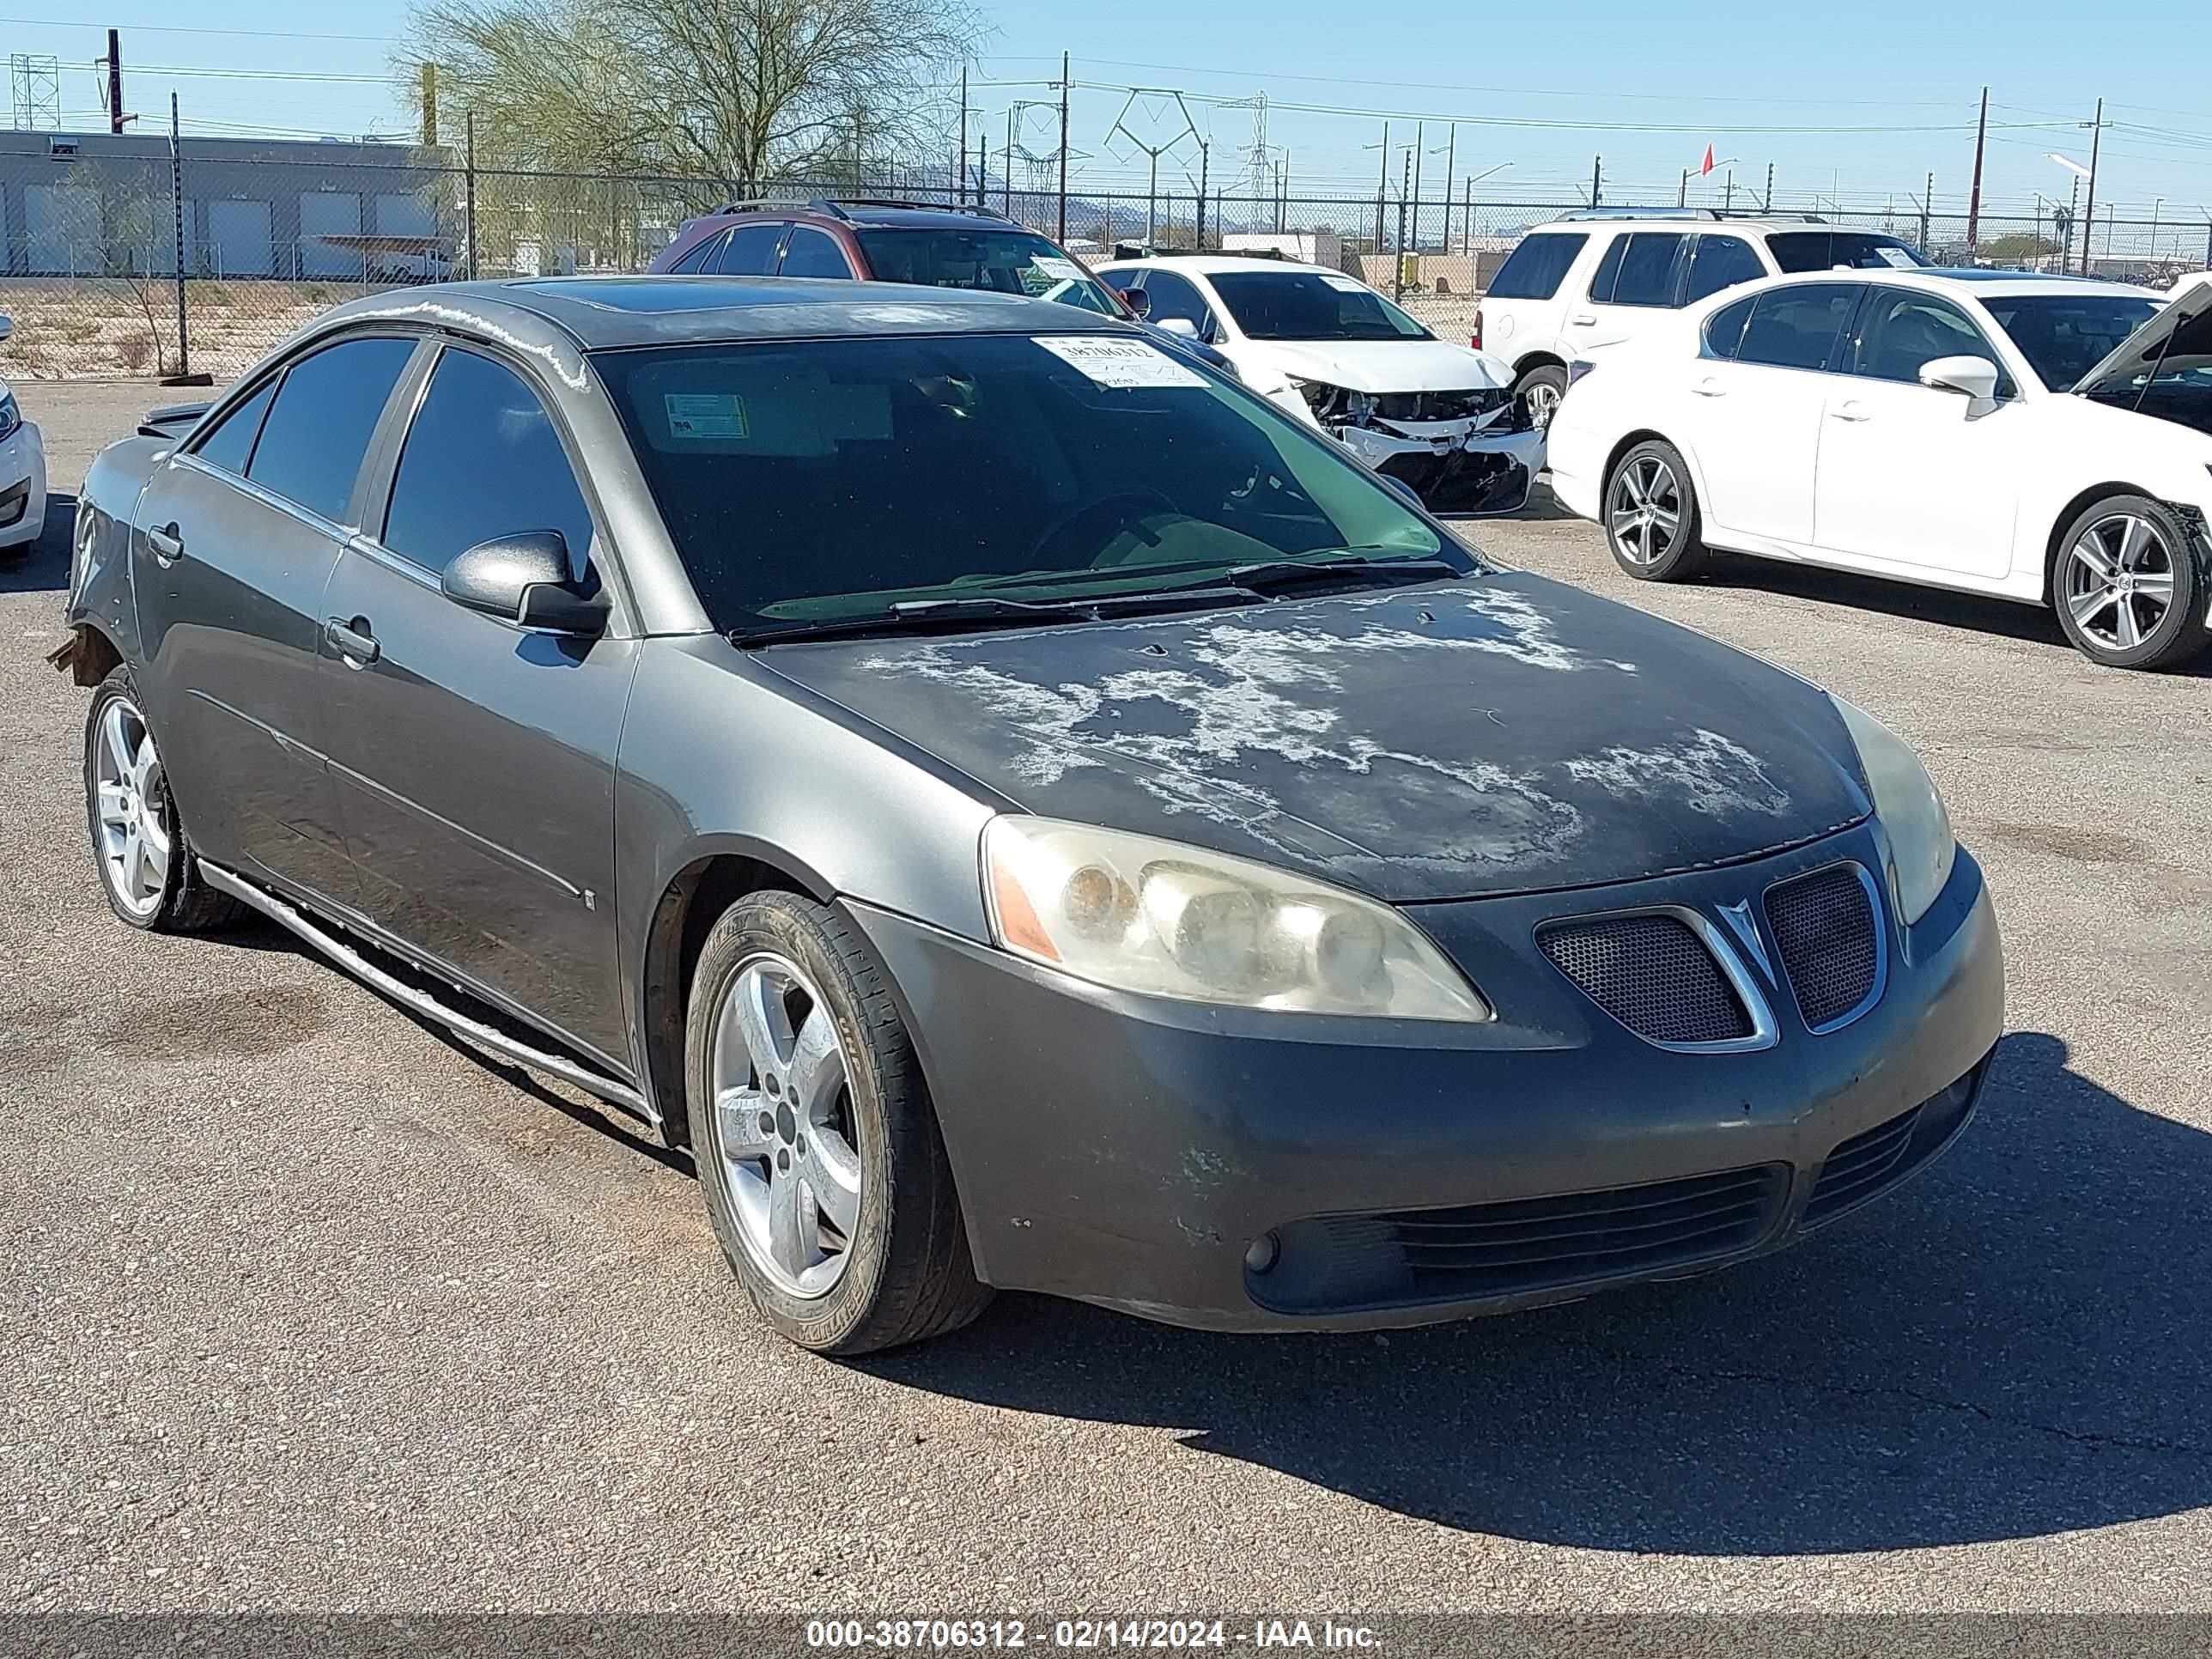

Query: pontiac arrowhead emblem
[[1716, 899, 1773, 981]]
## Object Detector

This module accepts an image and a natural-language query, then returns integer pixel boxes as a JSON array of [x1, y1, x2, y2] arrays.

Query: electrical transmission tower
[[9, 54, 59, 130]]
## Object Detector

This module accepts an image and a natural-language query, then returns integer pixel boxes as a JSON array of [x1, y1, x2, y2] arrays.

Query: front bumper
[[850, 821, 2003, 1333], [0, 422, 47, 550], [1338, 420, 1545, 515]]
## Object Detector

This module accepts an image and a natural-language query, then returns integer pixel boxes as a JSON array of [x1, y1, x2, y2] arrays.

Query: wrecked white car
[[1097, 254, 1543, 514]]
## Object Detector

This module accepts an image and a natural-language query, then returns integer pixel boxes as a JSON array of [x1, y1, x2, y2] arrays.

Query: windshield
[[1765, 231, 1929, 273], [594, 332, 1451, 633], [853, 228, 1120, 315], [1980, 292, 2166, 391], [1206, 270, 1433, 341]]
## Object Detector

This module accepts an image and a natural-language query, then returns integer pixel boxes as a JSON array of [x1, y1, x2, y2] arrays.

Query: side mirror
[[441, 530, 608, 636], [1121, 286, 1152, 319], [1153, 316, 1199, 338], [1918, 355, 2001, 401]]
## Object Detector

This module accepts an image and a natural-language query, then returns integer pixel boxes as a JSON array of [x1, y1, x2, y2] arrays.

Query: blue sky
[[7, 0, 2209, 237]]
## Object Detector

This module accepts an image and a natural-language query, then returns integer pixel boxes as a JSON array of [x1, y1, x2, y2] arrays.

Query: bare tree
[[404, 0, 978, 188]]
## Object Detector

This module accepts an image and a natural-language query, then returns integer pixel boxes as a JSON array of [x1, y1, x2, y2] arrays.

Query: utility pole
[[169, 91, 188, 379], [105, 27, 129, 132], [1197, 137, 1208, 248], [1920, 171, 1933, 249], [2080, 95, 2104, 276], [1371, 120, 1388, 258], [1463, 173, 1473, 254], [1003, 106, 1012, 216], [464, 110, 478, 280], [1056, 53, 1069, 244], [1410, 120, 1424, 255], [1966, 87, 1988, 253], [1441, 124, 1455, 259], [957, 66, 969, 205], [1589, 154, 1602, 210], [1723, 167, 1735, 212], [1395, 144, 1410, 297], [1763, 161, 1774, 213]]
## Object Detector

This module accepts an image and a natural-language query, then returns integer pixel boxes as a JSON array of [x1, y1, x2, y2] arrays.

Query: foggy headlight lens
[[0, 392, 18, 442], [1832, 696, 1955, 925], [982, 817, 1491, 1021]]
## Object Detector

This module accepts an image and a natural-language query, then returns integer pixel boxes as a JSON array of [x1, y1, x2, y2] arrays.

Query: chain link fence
[[3, 140, 2206, 380]]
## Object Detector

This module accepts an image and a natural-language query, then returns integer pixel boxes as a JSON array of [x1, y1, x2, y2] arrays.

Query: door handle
[[146, 522, 184, 566], [1829, 402, 1870, 422], [325, 617, 380, 665], [1692, 379, 1725, 398], [1568, 313, 1597, 327]]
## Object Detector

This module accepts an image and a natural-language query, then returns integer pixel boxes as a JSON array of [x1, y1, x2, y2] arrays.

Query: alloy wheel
[[2064, 513, 2175, 653], [1523, 380, 1562, 430], [1609, 455, 1682, 566], [91, 696, 172, 920], [710, 953, 862, 1298]]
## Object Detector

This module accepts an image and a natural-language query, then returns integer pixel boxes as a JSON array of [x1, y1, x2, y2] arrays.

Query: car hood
[[756, 573, 1872, 903], [1238, 337, 1512, 394], [2072, 272, 2211, 398]]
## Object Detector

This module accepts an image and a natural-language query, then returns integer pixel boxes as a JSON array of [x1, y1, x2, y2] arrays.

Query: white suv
[[1476, 211, 1929, 426]]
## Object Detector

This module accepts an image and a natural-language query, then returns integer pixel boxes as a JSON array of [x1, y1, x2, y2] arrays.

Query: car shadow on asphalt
[[1694, 551, 2212, 678], [862, 1030, 2212, 1555], [1, 492, 74, 593]]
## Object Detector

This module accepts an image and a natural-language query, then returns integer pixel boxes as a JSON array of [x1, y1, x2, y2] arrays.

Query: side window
[[1736, 283, 1863, 372], [189, 379, 276, 476], [666, 230, 726, 275], [1852, 289, 2011, 392], [380, 347, 596, 580], [1486, 233, 1588, 301], [1099, 270, 1139, 295], [1607, 234, 1686, 307], [1586, 236, 1627, 304], [779, 227, 854, 279], [1704, 295, 1756, 360], [1682, 235, 1765, 304], [714, 223, 786, 276], [246, 336, 416, 524], [1140, 270, 1209, 328]]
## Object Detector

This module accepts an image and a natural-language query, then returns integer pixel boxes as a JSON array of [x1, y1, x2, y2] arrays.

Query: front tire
[[687, 890, 990, 1356], [2052, 494, 2209, 670], [83, 666, 243, 933], [1603, 439, 1710, 581]]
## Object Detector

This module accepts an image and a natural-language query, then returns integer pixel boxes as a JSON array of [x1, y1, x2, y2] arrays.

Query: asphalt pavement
[[4, 380, 2209, 1613]]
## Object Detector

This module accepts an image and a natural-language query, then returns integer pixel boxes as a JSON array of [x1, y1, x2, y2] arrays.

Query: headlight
[[982, 816, 1491, 1021], [1831, 696, 1955, 925], [0, 392, 19, 442]]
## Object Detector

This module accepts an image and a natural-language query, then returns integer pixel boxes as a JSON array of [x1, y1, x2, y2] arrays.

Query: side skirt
[[197, 858, 659, 1129]]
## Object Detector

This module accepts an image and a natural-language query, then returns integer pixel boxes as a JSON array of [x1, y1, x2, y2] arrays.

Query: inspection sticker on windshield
[[1035, 335, 1206, 388], [1875, 246, 1919, 268], [1320, 273, 1368, 293], [1031, 254, 1085, 282], [665, 392, 748, 439]]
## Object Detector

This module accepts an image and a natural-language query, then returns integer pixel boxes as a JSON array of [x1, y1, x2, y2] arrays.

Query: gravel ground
[[4, 380, 2210, 1615]]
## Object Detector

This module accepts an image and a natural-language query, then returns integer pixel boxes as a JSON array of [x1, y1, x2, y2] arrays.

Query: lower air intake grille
[[1765, 863, 1881, 1030], [1539, 914, 1753, 1045], [1802, 1105, 1922, 1224]]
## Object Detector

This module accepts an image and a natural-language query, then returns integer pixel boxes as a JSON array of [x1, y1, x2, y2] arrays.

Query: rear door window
[[1704, 295, 1757, 360], [780, 226, 854, 278], [713, 223, 786, 276], [1586, 236, 1628, 303], [246, 335, 416, 524], [189, 379, 276, 475], [1736, 283, 1864, 372], [1487, 233, 1588, 301], [665, 230, 726, 275], [1607, 234, 1687, 307], [1682, 234, 1766, 304]]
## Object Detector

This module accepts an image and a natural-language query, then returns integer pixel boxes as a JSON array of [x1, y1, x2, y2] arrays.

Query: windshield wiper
[[1224, 556, 1467, 596], [729, 586, 1263, 647]]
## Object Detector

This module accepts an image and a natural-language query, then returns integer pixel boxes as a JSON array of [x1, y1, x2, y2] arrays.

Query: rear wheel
[[2053, 495, 2208, 670], [82, 666, 243, 933], [1603, 440, 1710, 582], [1513, 362, 1569, 431], [687, 890, 990, 1355]]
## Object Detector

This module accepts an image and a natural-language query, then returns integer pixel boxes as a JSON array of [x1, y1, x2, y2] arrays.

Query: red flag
[[1699, 143, 1716, 177]]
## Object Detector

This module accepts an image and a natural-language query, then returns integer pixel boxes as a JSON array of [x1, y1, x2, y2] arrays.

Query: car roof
[[316, 276, 1131, 350], [695, 199, 1031, 234], [1522, 216, 1887, 234], [1094, 254, 1346, 279]]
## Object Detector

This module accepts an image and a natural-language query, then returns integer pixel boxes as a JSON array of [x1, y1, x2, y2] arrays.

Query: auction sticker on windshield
[[1321, 273, 1368, 293], [1035, 335, 1207, 389], [665, 392, 749, 439], [1032, 254, 1086, 282]]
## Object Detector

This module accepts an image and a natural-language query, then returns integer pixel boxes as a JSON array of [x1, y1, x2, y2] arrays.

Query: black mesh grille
[[1385, 1164, 1788, 1299], [1765, 864, 1881, 1030], [1539, 915, 1753, 1045]]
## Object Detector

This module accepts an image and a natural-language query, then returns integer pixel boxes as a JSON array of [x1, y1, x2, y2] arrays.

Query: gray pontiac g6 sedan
[[57, 276, 2002, 1354]]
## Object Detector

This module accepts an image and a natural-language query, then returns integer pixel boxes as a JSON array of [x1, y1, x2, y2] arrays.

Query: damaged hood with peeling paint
[[1239, 337, 1514, 395], [758, 572, 1874, 902]]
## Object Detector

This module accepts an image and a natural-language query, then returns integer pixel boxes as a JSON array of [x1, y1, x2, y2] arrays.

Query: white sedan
[[1096, 253, 1544, 515], [0, 316, 46, 559], [1547, 268, 2212, 669]]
